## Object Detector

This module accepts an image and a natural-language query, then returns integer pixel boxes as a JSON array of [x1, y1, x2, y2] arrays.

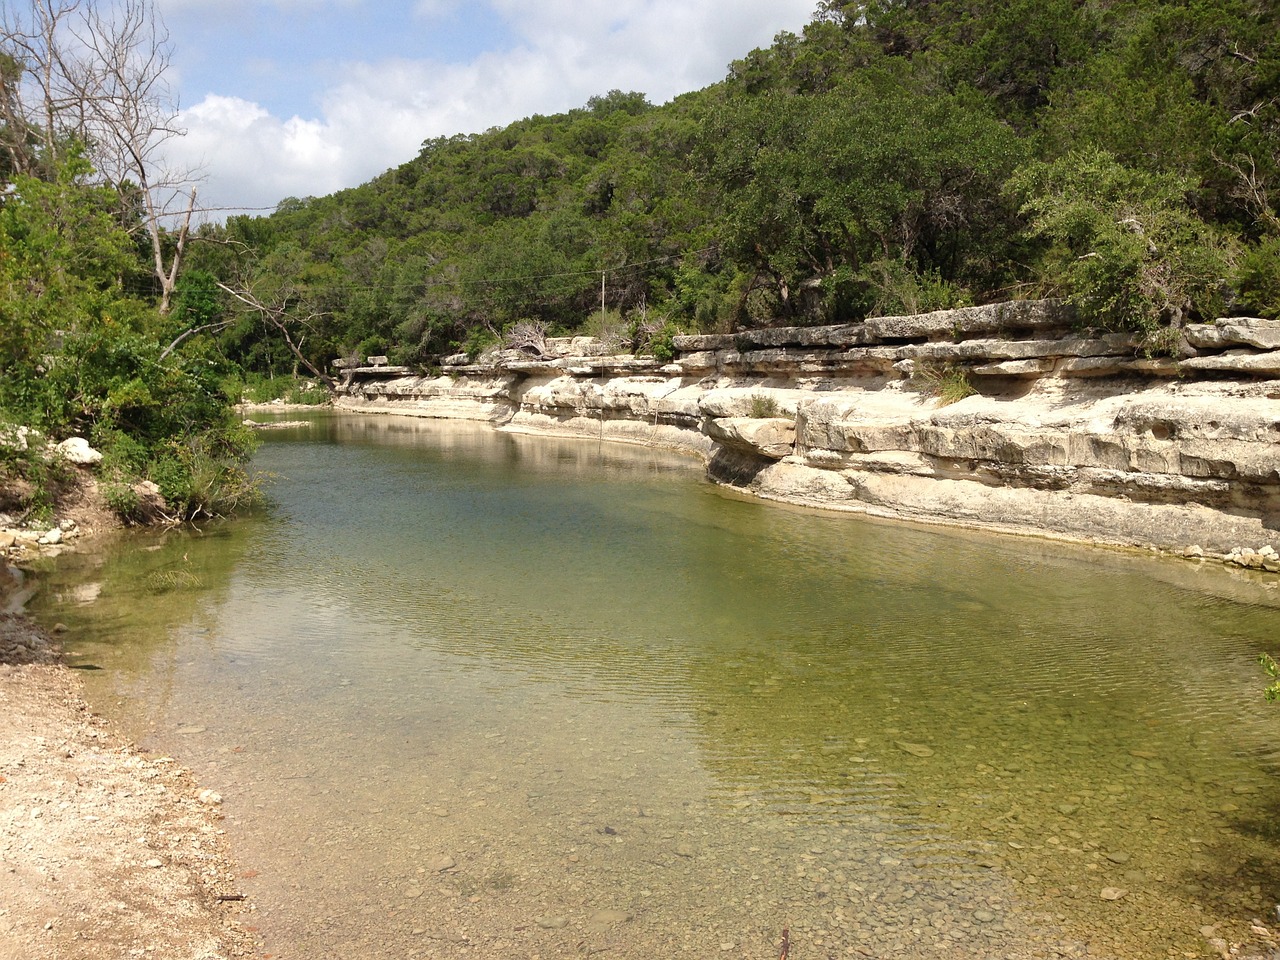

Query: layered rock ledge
[[334, 301, 1280, 561]]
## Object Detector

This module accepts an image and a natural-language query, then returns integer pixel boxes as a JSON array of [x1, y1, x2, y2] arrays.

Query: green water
[[30, 414, 1280, 959]]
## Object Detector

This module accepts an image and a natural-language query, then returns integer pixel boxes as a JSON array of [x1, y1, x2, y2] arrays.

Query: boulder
[[703, 417, 796, 460], [54, 437, 103, 465], [0, 424, 34, 452]]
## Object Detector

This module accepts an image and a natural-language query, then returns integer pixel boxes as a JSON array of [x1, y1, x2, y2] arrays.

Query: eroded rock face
[[703, 417, 795, 460], [1184, 318, 1280, 351], [333, 300, 1280, 557], [864, 299, 1072, 341]]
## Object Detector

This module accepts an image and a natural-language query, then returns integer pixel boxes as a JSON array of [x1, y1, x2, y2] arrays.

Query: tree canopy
[[181, 0, 1277, 375], [0, 1, 254, 522]]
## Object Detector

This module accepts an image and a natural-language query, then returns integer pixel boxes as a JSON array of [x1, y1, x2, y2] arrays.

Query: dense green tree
[[0, 152, 256, 520], [189, 0, 1280, 369], [1008, 149, 1237, 338], [704, 71, 1022, 321]]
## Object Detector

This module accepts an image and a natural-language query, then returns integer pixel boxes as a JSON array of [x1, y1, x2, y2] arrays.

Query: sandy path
[[0, 614, 257, 960]]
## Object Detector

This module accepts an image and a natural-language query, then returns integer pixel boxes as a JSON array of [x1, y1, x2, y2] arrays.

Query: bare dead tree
[[1214, 150, 1280, 235], [1, 0, 200, 312], [0, 1, 73, 174], [502, 318, 550, 356], [76, 0, 198, 313], [213, 280, 338, 389]]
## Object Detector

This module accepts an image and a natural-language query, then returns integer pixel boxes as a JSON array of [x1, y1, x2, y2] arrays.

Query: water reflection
[[30, 414, 1280, 959]]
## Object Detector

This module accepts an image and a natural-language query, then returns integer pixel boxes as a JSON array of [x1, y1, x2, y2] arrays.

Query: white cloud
[[178, 95, 347, 213], [167, 0, 816, 219], [411, 0, 464, 16]]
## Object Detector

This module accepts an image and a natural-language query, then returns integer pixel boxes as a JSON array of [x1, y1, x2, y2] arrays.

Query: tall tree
[[0, 0, 197, 312]]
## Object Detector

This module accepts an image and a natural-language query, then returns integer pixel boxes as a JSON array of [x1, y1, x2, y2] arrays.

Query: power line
[[115, 245, 722, 321], [186, 246, 716, 298]]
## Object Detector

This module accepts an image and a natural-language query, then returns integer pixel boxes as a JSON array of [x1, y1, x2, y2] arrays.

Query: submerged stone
[[895, 741, 935, 758]]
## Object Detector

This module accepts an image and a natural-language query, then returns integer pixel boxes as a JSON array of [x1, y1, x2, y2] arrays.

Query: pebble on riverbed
[[0, 613, 55, 666]]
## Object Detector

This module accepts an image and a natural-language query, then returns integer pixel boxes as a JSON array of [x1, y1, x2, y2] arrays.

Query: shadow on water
[[27, 413, 1280, 959]]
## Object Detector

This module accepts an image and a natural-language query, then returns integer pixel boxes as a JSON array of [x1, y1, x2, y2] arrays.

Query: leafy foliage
[[1262, 653, 1280, 702], [186, 0, 1277, 373], [0, 154, 258, 521], [1007, 149, 1237, 339]]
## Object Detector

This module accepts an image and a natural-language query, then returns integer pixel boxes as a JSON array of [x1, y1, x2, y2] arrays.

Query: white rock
[[54, 437, 103, 465], [703, 416, 796, 460], [37, 528, 63, 545], [0, 424, 33, 452]]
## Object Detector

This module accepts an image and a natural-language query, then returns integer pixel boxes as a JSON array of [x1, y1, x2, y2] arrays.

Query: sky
[[150, 0, 819, 220]]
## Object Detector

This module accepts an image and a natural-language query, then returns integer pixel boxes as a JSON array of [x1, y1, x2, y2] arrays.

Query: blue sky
[[164, 2, 518, 119], [151, 0, 819, 218]]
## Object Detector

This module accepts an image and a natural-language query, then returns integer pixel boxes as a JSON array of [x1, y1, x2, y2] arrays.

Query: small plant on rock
[[911, 362, 976, 406], [749, 393, 780, 418]]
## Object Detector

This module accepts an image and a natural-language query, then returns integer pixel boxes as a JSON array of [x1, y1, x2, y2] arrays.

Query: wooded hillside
[[191, 0, 1278, 374]]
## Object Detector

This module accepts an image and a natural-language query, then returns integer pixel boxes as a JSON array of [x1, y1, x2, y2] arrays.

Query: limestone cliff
[[334, 301, 1280, 564]]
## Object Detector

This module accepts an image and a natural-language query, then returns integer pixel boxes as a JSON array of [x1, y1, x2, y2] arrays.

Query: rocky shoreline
[[0, 470, 257, 959], [333, 300, 1280, 568], [0, 607, 256, 960]]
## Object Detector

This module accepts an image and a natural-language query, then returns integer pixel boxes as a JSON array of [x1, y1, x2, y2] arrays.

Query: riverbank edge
[[331, 396, 1280, 574], [0, 469, 259, 958], [329, 300, 1280, 571], [0, 608, 258, 958]]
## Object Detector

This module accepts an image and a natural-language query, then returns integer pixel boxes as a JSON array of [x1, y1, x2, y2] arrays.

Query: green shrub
[[1007, 149, 1236, 347], [1236, 237, 1280, 319], [464, 326, 500, 360], [651, 328, 677, 364], [102, 481, 142, 521], [859, 259, 974, 318], [911, 363, 976, 406], [631, 319, 681, 363], [147, 428, 262, 520], [749, 393, 780, 418], [582, 308, 629, 350]]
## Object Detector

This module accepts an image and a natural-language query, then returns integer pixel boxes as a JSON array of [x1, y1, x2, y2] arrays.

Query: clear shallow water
[[30, 413, 1280, 959]]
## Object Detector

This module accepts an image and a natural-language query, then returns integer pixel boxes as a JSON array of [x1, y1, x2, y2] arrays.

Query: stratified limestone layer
[[334, 302, 1280, 558]]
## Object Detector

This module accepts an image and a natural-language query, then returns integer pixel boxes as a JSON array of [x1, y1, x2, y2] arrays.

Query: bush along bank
[[0, 422, 261, 565]]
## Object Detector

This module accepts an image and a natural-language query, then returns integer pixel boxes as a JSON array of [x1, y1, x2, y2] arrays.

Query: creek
[[29, 413, 1280, 959]]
